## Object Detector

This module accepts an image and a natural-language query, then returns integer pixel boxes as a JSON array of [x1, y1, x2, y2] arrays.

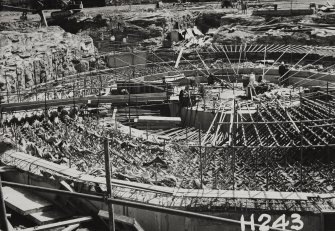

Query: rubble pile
[[0, 26, 96, 95]]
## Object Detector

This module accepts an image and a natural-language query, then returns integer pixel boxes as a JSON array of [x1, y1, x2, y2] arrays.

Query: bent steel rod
[[1, 181, 290, 231]]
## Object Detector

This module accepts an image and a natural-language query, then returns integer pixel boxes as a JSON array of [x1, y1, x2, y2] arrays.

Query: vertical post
[[66, 126, 71, 168], [104, 139, 115, 231], [115, 110, 117, 131], [129, 46, 134, 137], [5, 71, 9, 104], [232, 99, 236, 191], [198, 125, 203, 188], [33, 61, 38, 101], [44, 85, 47, 117], [266, 147, 269, 191], [15, 66, 20, 103], [136, 96, 138, 118], [163, 139, 166, 159], [73, 83, 76, 109], [186, 126, 188, 144], [0, 175, 9, 231], [221, 58, 223, 80], [327, 82, 331, 118], [300, 94, 303, 192]]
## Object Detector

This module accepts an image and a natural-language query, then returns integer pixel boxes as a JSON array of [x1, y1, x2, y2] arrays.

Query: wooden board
[[21, 216, 92, 231], [29, 210, 69, 225], [137, 116, 181, 123], [2, 187, 53, 215]]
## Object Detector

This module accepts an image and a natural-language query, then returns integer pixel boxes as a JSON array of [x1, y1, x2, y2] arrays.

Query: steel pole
[[104, 139, 115, 231]]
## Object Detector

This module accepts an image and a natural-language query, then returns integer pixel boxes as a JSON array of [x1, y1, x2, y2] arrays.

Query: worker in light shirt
[[249, 72, 256, 87]]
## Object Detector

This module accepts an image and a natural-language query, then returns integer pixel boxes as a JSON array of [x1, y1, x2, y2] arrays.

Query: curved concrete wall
[[138, 67, 335, 88]]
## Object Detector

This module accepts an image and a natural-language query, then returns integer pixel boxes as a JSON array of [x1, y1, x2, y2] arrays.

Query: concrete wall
[[106, 51, 147, 68], [170, 103, 230, 131]]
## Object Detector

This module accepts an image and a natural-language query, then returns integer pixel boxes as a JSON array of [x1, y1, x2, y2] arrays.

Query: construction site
[[1, 0, 335, 230]]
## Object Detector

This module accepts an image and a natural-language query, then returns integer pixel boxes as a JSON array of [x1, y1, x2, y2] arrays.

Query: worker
[[232, 0, 238, 8], [274, 4, 278, 11], [242, 74, 250, 97], [241, 0, 247, 14], [257, 75, 264, 84], [249, 72, 256, 87], [179, 89, 185, 105], [279, 61, 289, 87], [121, 89, 129, 95], [40, 69, 47, 83], [255, 75, 270, 94], [179, 86, 191, 107], [207, 73, 215, 85]]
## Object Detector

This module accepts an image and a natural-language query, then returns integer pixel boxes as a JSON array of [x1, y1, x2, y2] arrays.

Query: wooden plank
[[21, 216, 93, 231], [137, 116, 181, 123], [29, 210, 69, 225], [3, 187, 53, 215]]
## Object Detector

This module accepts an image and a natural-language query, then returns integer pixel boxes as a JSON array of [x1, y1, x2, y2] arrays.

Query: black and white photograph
[[0, 0, 334, 230]]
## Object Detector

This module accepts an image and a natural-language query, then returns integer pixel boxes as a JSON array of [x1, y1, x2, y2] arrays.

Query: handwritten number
[[272, 214, 289, 230], [241, 214, 255, 231], [240, 213, 304, 231], [291, 213, 304, 231], [258, 214, 271, 231]]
